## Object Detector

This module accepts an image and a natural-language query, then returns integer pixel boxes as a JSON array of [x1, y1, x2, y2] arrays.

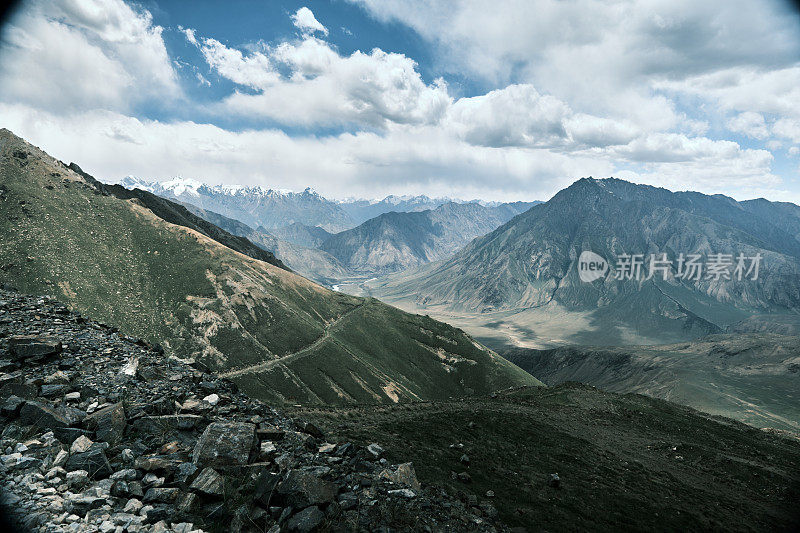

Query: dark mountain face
[[320, 201, 534, 275], [271, 222, 333, 248], [500, 333, 800, 432], [374, 178, 800, 342]]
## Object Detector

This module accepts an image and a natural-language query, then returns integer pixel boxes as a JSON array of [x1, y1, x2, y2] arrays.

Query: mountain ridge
[[363, 177, 800, 346], [0, 128, 541, 406]]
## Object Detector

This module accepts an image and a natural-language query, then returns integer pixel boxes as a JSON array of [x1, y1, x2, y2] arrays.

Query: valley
[[0, 129, 539, 408]]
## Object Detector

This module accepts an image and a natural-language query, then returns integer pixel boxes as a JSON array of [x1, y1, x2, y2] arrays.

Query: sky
[[0, 0, 799, 202]]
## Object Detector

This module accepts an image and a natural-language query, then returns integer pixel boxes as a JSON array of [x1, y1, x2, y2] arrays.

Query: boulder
[[0, 382, 37, 400], [276, 470, 337, 508], [286, 506, 325, 533], [1, 395, 25, 417], [192, 421, 256, 468], [366, 443, 384, 458], [8, 335, 62, 361], [84, 402, 126, 445], [64, 445, 112, 479], [70, 434, 94, 454], [18, 401, 70, 430], [297, 421, 323, 439], [190, 467, 225, 496], [378, 462, 421, 491], [143, 487, 180, 503]]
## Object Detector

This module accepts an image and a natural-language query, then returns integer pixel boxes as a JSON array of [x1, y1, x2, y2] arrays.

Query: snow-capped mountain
[[114, 177, 355, 232], [113, 177, 541, 233]]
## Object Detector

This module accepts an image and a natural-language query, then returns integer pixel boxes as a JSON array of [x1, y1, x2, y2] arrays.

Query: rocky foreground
[[0, 288, 506, 533]]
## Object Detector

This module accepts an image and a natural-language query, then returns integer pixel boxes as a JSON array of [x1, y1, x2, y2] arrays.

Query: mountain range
[[0, 129, 540, 406], [117, 176, 539, 234], [365, 177, 800, 347], [320, 201, 535, 276]]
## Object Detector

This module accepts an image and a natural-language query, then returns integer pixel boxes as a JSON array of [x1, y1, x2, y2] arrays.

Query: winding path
[[219, 302, 365, 378]]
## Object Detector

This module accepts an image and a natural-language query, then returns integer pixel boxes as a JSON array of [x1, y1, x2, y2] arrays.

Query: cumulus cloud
[[773, 118, 800, 144], [0, 0, 179, 113], [291, 7, 329, 36], [0, 103, 599, 201], [0, 0, 794, 202], [727, 112, 770, 140], [187, 30, 451, 128]]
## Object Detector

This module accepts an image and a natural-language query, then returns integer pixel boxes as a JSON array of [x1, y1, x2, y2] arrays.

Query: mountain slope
[[271, 222, 333, 248], [178, 202, 352, 285], [321, 201, 534, 275], [501, 334, 800, 432], [292, 384, 800, 532], [0, 128, 541, 404], [368, 178, 800, 345]]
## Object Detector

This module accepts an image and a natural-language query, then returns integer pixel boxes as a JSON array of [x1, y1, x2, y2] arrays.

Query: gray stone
[[378, 462, 421, 491], [388, 488, 416, 498], [192, 421, 256, 468], [8, 335, 62, 361], [176, 492, 198, 513], [1, 395, 25, 417], [174, 462, 198, 485], [143, 487, 180, 503], [64, 445, 112, 479], [70, 434, 94, 454], [18, 401, 71, 430], [277, 470, 337, 509], [189, 467, 225, 496], [84, 402, 125, 445], [40, 383, 69, 397], [286, 506, 325, 533], [366, 443, 384, 458]]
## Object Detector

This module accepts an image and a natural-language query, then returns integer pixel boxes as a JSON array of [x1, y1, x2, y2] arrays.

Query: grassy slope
[[289, 384, 800, 532], [0, 129, 540, 404], [501, 334, 800, 433]]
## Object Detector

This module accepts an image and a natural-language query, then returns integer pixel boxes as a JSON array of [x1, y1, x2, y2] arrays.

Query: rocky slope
[[0, 288, 507, 532], [321, 202, 534, 276], [292, 384, 800, 532], [0, 129, 540, 406], [368, 178, 800, 345]]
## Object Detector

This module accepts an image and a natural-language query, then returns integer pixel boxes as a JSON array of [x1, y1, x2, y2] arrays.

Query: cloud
[[442, 84, 639, 149], [350, 1, 800, 143], [726, 112, 770, 140], [445, 84, 570, 148], [0, 0, 179, 113], [656, 66, 800, 120], [188, 32, 451, 128], [291, 7, 328, 36], [194, 37, 279, 89], [0, 103, 607, 201], [773, 118, 800, 144], [0, 0, 794, 203]]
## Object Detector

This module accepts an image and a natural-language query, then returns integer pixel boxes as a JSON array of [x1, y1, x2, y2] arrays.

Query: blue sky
[[1, 0, 799, 202]]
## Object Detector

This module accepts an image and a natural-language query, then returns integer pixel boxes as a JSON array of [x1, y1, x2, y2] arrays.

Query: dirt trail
[[220, 302, 365, 378]]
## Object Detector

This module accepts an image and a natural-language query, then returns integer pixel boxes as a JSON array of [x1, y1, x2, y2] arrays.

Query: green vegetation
[[289, 384, 800, 532], [0, 129, 540, 405]]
